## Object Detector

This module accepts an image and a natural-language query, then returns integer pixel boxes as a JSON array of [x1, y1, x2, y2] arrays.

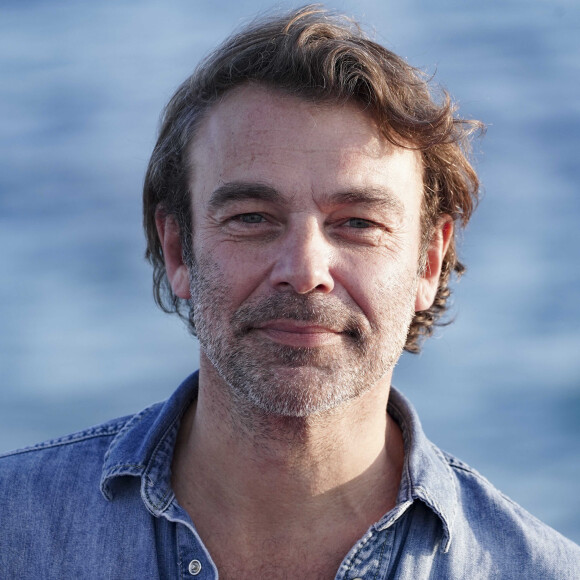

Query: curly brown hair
[[143, 5, 483, 353]]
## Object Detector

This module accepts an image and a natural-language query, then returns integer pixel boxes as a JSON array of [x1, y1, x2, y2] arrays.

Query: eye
[[233, 213, 266, 224], [345, 217, 374, 229], [333, 215, 389, 246]]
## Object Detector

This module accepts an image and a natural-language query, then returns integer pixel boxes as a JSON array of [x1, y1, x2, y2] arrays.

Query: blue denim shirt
[[1, 372, 579, 579]]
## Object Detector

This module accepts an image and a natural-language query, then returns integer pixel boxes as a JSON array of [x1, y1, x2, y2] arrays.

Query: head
[[143, 5, 482, 354]]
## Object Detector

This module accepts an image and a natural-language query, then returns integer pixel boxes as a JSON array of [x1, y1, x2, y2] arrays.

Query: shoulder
[[441, 449, 580, 577], [0, 416, 128, 468], [0, 416, 131, 506], [0, 412, 147, 507], [0, 396, 168, 469], [0, 413, 165, 577]]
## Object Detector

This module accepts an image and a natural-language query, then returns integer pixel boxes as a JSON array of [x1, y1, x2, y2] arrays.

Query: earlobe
[[155, 207, 191, 299], [415, 216, 453, 312]]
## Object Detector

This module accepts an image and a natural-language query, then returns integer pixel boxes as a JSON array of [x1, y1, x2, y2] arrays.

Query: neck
[[172, 357, 404, 543]]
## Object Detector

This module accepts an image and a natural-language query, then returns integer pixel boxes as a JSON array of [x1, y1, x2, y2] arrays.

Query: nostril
[[272, 268, 335, 295]]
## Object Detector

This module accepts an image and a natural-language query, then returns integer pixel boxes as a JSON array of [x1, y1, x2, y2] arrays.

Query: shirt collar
[[387, 386, 457, 552], [100, 372, 199, 513], [100, 374, 457, 550]]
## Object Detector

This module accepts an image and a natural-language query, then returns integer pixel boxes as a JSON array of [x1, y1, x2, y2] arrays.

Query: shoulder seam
[[0, 418, 129, 459], [443, 452, 478, 474]]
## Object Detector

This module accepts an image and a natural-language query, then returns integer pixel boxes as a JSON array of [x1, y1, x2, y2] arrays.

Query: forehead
[[188, 84, 423, 211]]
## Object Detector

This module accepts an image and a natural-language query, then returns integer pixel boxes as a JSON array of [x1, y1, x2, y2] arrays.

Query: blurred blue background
[[1, 0, 579, 542]]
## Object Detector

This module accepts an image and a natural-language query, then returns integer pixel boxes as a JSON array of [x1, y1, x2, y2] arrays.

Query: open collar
[[385, 387, 457, 552], [100, 372, 199, 513], [100, 373, 456, 550]]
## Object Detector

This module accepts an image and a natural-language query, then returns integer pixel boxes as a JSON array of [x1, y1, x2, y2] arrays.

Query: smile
[[253, 320, 343, 347]]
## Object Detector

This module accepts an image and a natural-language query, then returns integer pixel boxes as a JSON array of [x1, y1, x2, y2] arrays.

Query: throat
[[170, 367, 404, 578]]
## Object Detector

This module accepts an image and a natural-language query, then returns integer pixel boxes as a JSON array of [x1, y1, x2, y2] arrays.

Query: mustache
[[230, 293, 366, 341]]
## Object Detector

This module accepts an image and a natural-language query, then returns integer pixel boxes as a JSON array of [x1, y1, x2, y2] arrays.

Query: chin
[[225, 364, 377, 418]]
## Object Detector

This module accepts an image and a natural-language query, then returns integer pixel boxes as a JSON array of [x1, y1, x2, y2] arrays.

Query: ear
[[155, 207, 191, 299], [415, 215, 453, 312]]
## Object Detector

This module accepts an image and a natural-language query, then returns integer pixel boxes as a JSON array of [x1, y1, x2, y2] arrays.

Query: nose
[[269, 217, 335, 294]]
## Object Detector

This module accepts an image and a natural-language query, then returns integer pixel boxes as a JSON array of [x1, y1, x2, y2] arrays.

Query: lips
[[256, 319, 341, 333], [230, 293, 366, 345], [253, 319, 343, 347]]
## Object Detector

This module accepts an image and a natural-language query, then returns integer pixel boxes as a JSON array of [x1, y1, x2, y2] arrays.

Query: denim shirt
[[1, 372, 579, 579]]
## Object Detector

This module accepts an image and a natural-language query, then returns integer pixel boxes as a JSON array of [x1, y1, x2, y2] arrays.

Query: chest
[[216, 559, 339, 580], [206, 535, 348, 580]]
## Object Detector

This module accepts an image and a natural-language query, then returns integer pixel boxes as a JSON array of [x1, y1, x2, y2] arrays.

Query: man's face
[[185, 85, 427, 417]]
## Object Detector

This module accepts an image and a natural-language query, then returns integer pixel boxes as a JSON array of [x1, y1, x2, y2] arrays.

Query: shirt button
[[188, 559, 202, 575]]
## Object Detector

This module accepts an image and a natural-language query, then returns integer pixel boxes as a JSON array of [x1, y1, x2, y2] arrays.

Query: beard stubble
[[188, 254, 417, 418]]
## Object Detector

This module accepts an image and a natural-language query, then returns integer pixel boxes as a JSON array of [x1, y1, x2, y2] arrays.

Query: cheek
[[199, 242, 272, 304], [337, 256, 418, 325]]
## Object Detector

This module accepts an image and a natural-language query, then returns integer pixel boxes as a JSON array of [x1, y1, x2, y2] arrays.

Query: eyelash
[[232, 213, 266, 224], [231, 214, 376, 226], [344, 217, 374, 229]]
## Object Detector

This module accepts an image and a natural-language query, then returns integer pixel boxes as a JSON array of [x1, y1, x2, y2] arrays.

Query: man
[[1, 5, 579, 579]]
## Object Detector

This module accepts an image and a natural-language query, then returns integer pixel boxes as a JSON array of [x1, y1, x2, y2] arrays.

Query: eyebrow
[[207, 182, 285, 212], [207, 181, 405, 216], [320, 187, 405, 217]]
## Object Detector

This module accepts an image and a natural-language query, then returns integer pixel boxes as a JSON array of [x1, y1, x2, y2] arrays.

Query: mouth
[[252, 319, 343, 347], [231, 293, 366, 347]]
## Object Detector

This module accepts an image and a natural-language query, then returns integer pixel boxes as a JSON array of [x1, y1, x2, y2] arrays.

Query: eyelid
[[217, 206, 267, 220], [216, 198, 275, 218], [225, 211, 280, 230], [336, 215, 385, 229], [232, 212, 268, 223], [345, 217, 376, 228]]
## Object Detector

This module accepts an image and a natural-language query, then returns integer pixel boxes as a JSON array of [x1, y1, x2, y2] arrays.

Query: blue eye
[[346, 218, 372, 229], [237, 213, 265, 223]]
